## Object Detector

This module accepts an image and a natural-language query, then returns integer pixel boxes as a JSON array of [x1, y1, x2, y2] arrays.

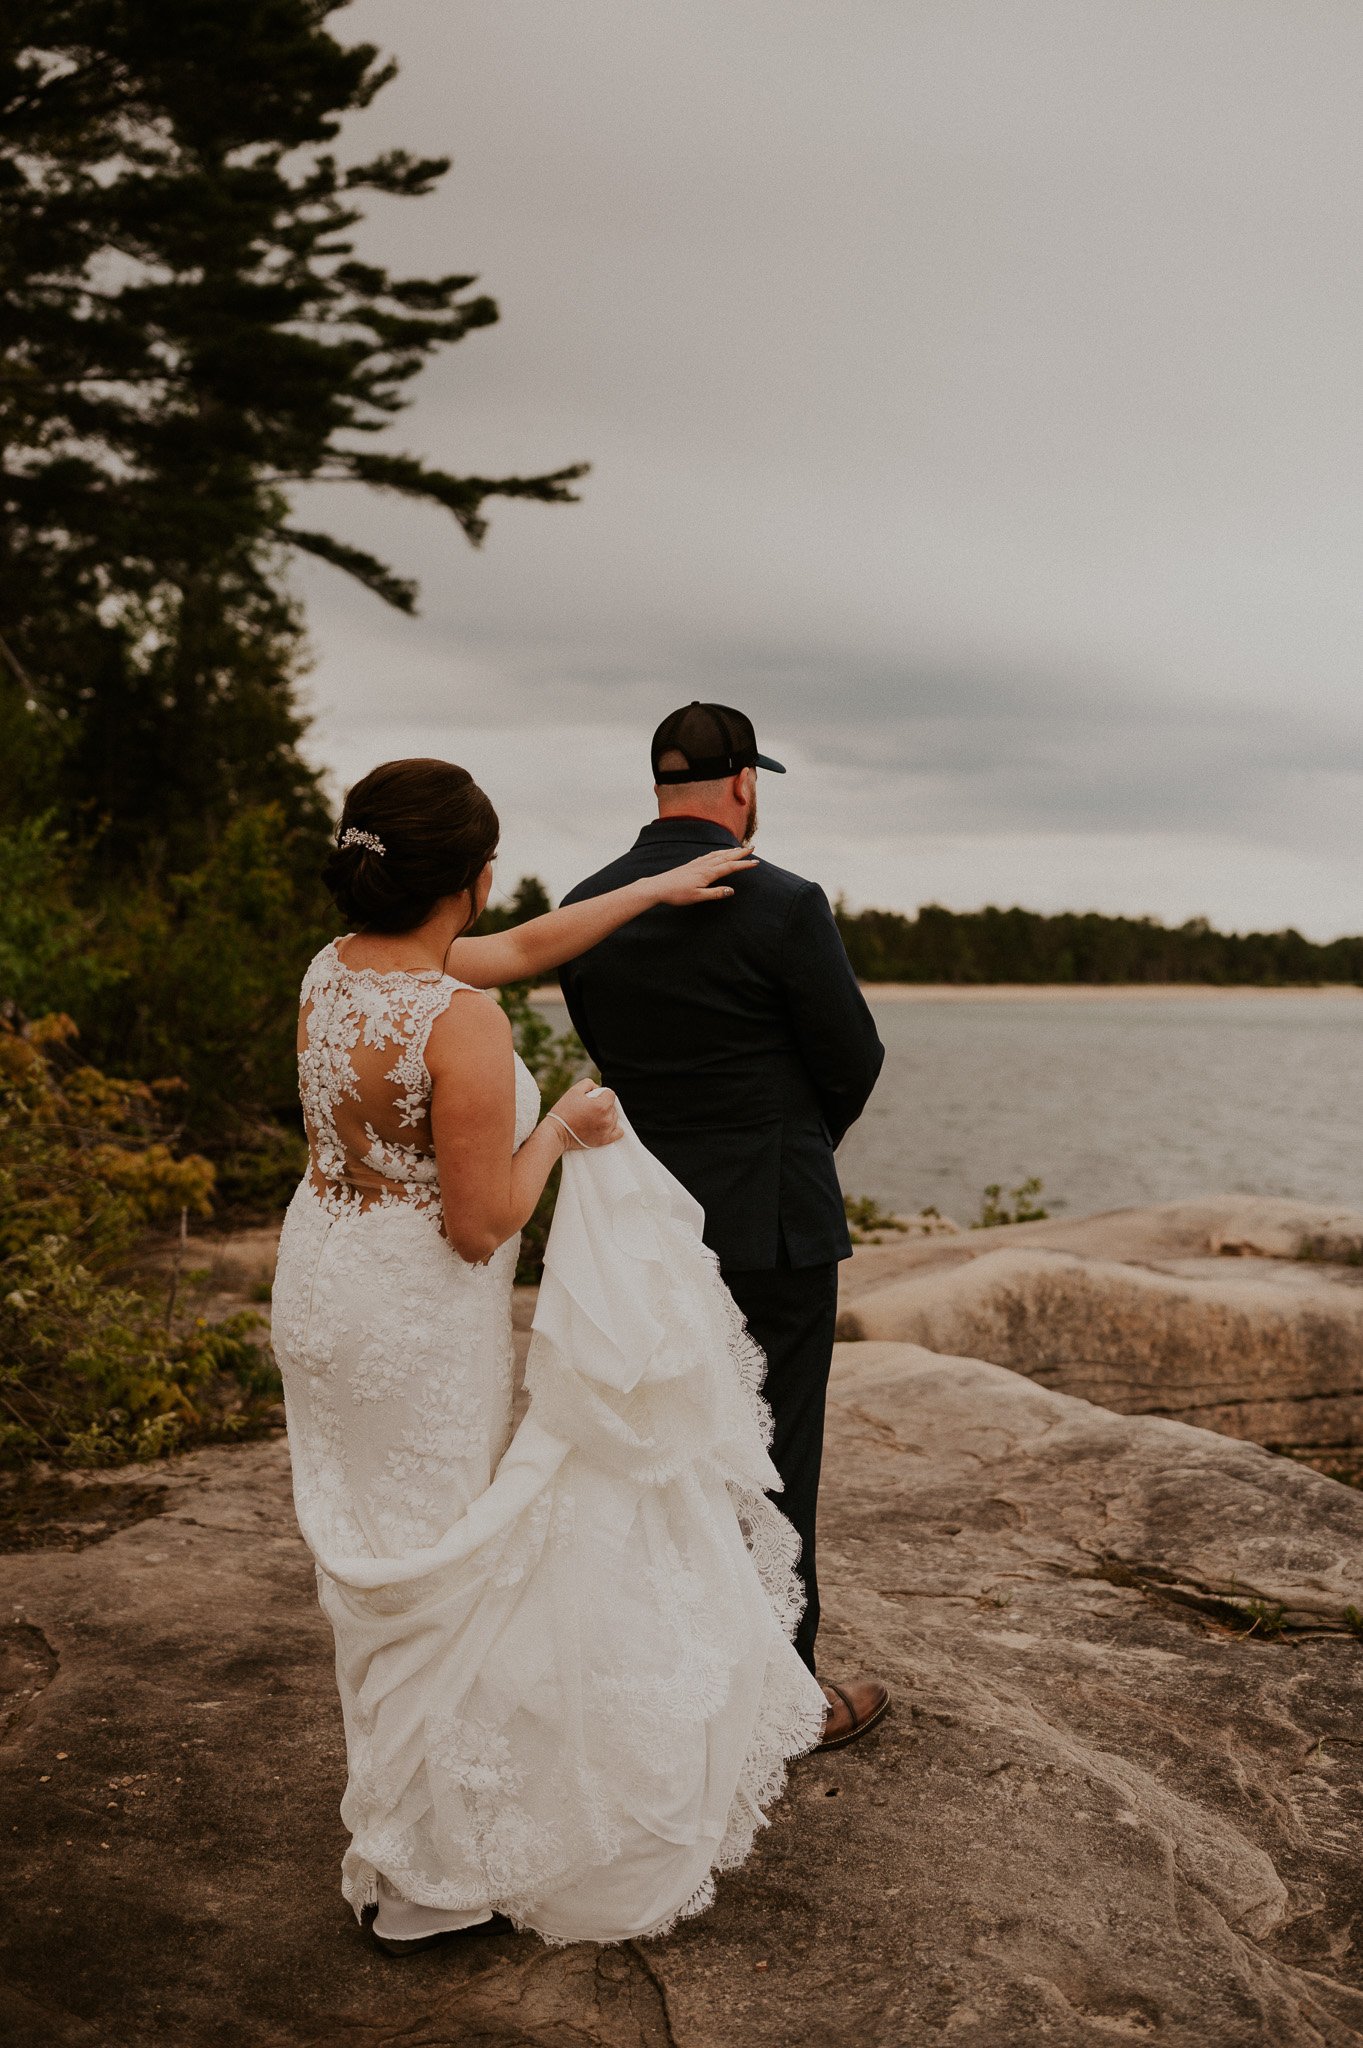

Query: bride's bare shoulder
[[424, 985, 512, 1073]]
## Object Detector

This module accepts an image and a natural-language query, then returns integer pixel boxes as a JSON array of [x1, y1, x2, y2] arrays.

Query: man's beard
[[745, 790, 758, 840]]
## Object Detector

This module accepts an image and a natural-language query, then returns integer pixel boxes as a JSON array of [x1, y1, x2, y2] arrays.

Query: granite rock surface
[[839, 1197, 1363, 1461], [4, 1341, 1362, 2047]]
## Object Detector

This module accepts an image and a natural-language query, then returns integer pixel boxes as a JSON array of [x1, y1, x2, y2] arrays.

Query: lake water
[[535, 991, 1363, 1225]]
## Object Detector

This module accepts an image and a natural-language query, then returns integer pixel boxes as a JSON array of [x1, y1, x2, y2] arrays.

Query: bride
[[271, 756, 828, 1951]]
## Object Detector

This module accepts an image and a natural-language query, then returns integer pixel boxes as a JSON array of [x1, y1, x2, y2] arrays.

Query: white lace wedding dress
[[271, 941, 826, 1943]]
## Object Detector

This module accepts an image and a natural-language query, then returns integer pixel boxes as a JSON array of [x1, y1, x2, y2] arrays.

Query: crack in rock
[[1073, 1556, 1363, 1638]]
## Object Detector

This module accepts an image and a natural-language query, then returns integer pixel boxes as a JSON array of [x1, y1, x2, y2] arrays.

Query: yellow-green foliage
[[0, 1015, 276, 1467], [0, 810, 327, 1210]]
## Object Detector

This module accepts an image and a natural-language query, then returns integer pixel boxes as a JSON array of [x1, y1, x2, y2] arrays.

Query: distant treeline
[[832, 903, 1363, 986]]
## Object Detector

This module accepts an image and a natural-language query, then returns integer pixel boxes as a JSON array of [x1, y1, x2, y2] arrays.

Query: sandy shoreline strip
[[854, 982, 1363, 1004], [531, 981, 1363, 1005]]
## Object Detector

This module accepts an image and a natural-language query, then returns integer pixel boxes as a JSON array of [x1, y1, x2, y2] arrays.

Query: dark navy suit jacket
[[558, 818, 885, 1271]]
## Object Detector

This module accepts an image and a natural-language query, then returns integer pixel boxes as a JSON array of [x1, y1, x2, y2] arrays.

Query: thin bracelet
[[545, 1111, 588, 1149]]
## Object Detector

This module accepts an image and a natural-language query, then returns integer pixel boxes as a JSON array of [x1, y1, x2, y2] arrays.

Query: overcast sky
[[294, 0, 1363, 937]]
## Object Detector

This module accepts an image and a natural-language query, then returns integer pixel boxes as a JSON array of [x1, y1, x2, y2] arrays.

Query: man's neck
[[651, 812, 742, 844]]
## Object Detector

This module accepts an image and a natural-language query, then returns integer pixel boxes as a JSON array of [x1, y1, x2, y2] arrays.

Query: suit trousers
[[720, 1261, 840, 1675]]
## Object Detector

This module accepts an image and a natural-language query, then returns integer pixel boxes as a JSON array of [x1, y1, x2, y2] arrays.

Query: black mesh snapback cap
[[650, 701, 786, 785]]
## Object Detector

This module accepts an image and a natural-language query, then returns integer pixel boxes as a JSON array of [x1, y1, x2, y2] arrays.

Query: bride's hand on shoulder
[[652, 844, 758, 906], [549, 1077, 623, 1149]]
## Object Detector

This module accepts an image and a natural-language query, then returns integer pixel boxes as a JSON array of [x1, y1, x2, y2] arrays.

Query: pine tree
[[0, 1, 585, 866]]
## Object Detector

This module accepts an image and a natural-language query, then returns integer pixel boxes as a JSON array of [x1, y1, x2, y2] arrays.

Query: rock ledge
[[3, 1337, 1362, 2045]]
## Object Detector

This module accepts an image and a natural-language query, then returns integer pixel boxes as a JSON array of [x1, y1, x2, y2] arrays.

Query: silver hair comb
[[340, 826, 386, 856]]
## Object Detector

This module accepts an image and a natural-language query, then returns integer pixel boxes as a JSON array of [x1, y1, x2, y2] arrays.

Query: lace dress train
[[271, 943, 826, 1943]]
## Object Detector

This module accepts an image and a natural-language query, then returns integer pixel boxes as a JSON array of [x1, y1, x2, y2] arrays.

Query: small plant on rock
[[972, 1176, 1050, 1229], [1235, 1598, 1288, 1639], [844, 1194, 910, 1243]]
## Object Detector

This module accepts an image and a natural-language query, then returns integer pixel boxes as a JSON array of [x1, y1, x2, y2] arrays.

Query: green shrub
[[844, 1193, 910, 1242], [498, 980, 588, 1285], [76, 804, 332, 1154], [0, 817, 122, 1024], [0, 1014, 277, 1468], [972, 1176, 1050, 1228], [0, 806, 331, 1214]]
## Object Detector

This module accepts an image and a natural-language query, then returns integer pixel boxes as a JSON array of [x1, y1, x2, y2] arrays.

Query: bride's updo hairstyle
[[323, 758, 500, 934]]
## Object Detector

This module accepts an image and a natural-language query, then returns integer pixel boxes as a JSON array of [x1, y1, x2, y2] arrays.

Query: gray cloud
[[294, 0, 1363, 935]]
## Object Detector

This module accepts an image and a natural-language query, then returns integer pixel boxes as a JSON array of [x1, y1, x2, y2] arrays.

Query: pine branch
[[339, 450, 590, 543], [276, 526, 418, 612]]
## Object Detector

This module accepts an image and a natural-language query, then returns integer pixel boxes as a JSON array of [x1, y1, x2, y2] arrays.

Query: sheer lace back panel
[[299, 938, 483, 1220]]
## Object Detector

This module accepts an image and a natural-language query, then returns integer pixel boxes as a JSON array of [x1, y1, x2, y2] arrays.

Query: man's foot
[[818, 1675, 890, 1750]]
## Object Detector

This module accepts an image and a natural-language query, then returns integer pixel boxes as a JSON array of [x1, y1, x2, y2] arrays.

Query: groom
[[558, 702, 890, 1749]]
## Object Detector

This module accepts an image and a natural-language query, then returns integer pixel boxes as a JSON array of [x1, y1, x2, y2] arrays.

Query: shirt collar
[[632, 817, 741, 851]]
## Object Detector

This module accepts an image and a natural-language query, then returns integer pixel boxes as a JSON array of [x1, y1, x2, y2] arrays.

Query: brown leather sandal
[[818, 1676, 891, 1751]]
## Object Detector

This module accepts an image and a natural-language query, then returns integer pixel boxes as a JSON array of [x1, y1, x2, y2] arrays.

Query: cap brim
[[754, 752, 786, 774]]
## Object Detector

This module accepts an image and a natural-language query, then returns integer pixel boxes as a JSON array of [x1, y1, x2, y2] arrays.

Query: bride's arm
[[427, 993, 619, 1264], [445, 845, 757, 989]]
